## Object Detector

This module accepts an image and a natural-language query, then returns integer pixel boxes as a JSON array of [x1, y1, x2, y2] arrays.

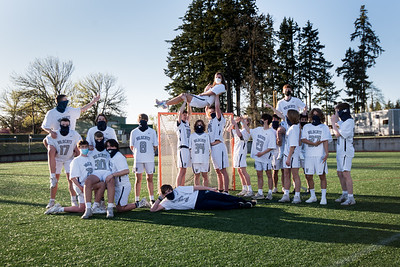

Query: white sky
[[0, 0, 398, 123]]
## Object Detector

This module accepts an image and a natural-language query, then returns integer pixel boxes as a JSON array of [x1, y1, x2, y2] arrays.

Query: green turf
[[0, 152, 399, 266]]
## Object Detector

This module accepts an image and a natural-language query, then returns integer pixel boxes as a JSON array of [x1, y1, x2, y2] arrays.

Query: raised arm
[[215, 95, 222, 120], [265, 103, 285, 120], [178, 99, 187, 124], [81, 94, 100, 113]]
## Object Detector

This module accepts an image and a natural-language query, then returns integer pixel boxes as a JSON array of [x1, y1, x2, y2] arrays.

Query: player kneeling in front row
[[301, 108, 332, 205], [45, 140, 99, 215], [150, 184, 256, 212]]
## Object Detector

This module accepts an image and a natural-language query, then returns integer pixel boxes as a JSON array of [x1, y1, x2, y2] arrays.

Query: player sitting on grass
[[301, 108, 332, 205], [45, 140, 99, 215], [45, 118, 81, 209], [229, 116, 254, 197], [189, 119, 211, 187], [331, 103, 356, 206], [129, 114, 158, 205], [150, 184, 256, 212], [155, 72, 226, 109]]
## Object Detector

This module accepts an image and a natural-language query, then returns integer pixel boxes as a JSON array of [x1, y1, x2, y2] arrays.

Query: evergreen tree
[[313, 63, 339, 115]]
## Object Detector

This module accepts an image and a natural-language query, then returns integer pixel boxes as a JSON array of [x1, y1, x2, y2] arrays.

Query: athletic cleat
[[272, 187, 278, 193], [320, 198, 327, 205], [237, 190, 246, 196], [49, 176, 57, 188], [92, 207, 107, 214], [278, 195, 290, 203], [292, 196, 301, 204], [44, 203, 62, 215], [106, 207, 114, 218], [305, 196, 317, 203], [341, 197, 356, 206], [335, 194, 348, 203], [243, 191, 254, 197], [81, 208, 93, 219], [138, 198, 151, 208], [99, 200, 106, 210], [46, 200, 55, 209], [243, 202, 253, 208], [265, 192, 273, 200], [252, 193, 264, 200], [155, 99, 168, 109], [249, 200, 257, 207]]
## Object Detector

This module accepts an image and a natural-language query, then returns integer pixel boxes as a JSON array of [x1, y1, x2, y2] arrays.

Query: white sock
[[321, 189, 327, 199], [268, 189, 272, 194], [310, 189, 316, 198], [50, 173, 56, 178], [258, 189, 263, 195], [85, 202, 91, 209], [248, 185, 253, 192], [71, 196, 76, 201], [107, 203, 115, 208], [49, 198, 55, 202], [135, 196, 140, 202], [243, 185, 248, 191], [284, 190, 289, 196], [295, 191, 300, 197], [348, 194, 354, 198], [150, 195, 155, 201], [342, 191, 348, 195], [60, 207, 65, 212]]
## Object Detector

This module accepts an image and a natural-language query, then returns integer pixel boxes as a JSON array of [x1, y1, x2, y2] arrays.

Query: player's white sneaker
[[71, 199, 78, 207], [49, 176, 57, 188], [335, 194, 348, 203], [252, 193, 264, 200], [320, 198, 327, 205], [237, 190, 246, 196], [44, 203, 62, 215], [272, 187, 278, 193], [305, 196, 317, 203], [100, 200, 106, 210], [265, 192, 273, 200], [106, 207, 114, 218], [243, 191, 254, 197], [341, 197, 356, 206], [155, 99, 168, 109], [92, 207, 107, 214], [81, 208, 93, 219], [292, 196, 301, 204], [138, 198, 151, 208], [278, 195, 290, 203], [46, 199, 55, 209]]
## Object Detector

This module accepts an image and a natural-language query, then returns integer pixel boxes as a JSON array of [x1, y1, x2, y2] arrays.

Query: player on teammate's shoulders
[[45, 140, 98, 215], [189, 119, 211, 186], [156, 72, 226, 109], [276, 84, 307, 121], [129, 114, 158, 205], [229, 116, 254, 197], [279, 109, 302, 204], [45, 118, 81, 209], [331, 103, 356, 206], [249, 112, 277, 201], [271, 114, 286, 194], [175, 97, 192, 186], [86, 114, 118, 150], [206, 96, 230, 194], [301, 108, 332, 205]]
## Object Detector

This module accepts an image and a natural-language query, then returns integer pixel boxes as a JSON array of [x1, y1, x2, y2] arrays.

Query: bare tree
[[74, 73, 127, 124], [0, 89, 25, 133]]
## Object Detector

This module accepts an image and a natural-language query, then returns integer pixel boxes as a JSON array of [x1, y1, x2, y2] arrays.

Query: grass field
[[1, 152, 399, 266]]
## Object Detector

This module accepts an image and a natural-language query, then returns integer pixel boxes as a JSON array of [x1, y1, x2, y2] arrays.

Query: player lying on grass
[[45, 118, 81, 209], [150, 184, 257, 212], [155, 72, 226, 109], [45, 140, 99, 215], [301, 108, 332, 205]]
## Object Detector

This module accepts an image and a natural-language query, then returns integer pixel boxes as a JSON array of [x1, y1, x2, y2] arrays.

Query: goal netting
[[157, 112, 236, 189]]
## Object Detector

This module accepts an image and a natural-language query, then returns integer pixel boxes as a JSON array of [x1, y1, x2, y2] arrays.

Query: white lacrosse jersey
[[189, 132, 211, 164], [89, 149, 110, 172], [159, 186, 199, 210], [86, 126, 118, 147], [232, 128, 250, 160], [176, 120, 191, 148], [208, 116, 226, 143], [41, 107, 81, 131], [109, 151, 130, 184], [129, 127, 158, 163], [336, 119, 355, 157], [276, 97, 306, 118], [47, 129, 81, 161], [211, 84, 226, 95], [301, 123, 332, 158], [70, 155, 95, 185], [250, 127, 277, 162], [284, 124, 301, 158]]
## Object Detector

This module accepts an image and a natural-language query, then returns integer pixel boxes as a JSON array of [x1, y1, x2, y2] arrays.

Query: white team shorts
[[177, 147, 191, 168], [283, 154, 301, 169], [272, 151, 283, 170], [336, 155, 353, 172], [300, 159, 305, 169], [254, 161, 272, 171], [55, 159, 73, 174], [304, 157, 328, 175], [134, 162, 155, 174], [211, 143, 229, 170], [189, 94, 212, 108], [72, 183, 85, 204], [93, 170, 112, 182], [115, 181, 132, 206], [192, 163, 209, 174], [233, 152, 247, 168]]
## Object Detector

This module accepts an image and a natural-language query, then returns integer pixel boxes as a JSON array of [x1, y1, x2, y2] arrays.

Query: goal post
[[157, 112, 236, 190]]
